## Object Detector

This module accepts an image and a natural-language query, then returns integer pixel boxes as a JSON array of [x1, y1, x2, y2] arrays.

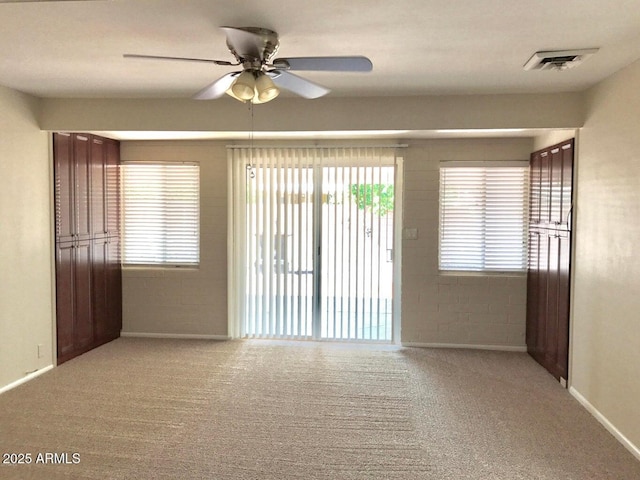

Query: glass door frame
[[228, 149, 404, 344]]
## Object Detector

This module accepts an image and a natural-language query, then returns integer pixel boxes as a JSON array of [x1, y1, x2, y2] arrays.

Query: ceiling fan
[[124, 26, 373, 104]]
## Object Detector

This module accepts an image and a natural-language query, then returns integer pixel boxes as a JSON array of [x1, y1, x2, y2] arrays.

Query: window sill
[[439, 270, 526, 278], [123, 264, 200, 271], [122, 265, 201, 278]]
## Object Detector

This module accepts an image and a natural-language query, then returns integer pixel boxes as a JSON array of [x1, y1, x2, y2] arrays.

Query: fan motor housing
[[226, 26, 280, 64]]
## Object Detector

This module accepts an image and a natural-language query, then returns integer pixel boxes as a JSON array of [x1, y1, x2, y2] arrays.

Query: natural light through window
[[439, 161, 529, 272], [122, 162, 200, 266]]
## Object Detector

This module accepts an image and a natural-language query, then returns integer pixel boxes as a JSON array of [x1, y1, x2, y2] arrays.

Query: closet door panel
[[526, 230, 540, 354], [55, 243, 75, 357], [92, 238, 109, 342], [550, 148, 563, 226], [545, 234, 560, 374], [74, 134, 92, 242], [105, 139, 121, 237], [91, 137, 107, 237], [554, 232, 571, 380], [560, 141, 574, 230], [107, 236, 123, 338], [54, 133, 74, 242], [539, 153, 551, 227], [534, 233, 550, 363], [74, 240, 94, 350], [529, 153, 542, 225]]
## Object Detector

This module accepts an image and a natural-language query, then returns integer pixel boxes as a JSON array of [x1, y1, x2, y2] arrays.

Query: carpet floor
[[1, 338, 639, 479]]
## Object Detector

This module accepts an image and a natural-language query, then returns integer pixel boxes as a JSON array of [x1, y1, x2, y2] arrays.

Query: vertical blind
[[122, 162, 199, 266], [229, 146, 400, 341], [439, 161, 529, 272], [320, 161, 396, 341], [231, 147, 317, 339]]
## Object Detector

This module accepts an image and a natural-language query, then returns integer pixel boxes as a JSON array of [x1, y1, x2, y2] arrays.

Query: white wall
[[402, 138, 533, 348], [571, 58, 640, 454], [120, 141, 228, 337], [0, 85, 54, 389]]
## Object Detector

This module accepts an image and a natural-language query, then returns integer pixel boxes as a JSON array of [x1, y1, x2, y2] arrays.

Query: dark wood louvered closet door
[[53, 133, 122, 364], [526, 139, 573, 383]]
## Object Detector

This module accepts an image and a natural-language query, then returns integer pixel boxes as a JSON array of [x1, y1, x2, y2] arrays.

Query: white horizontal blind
[[122, 162, 199, 266], [439, 162, 529, 272]]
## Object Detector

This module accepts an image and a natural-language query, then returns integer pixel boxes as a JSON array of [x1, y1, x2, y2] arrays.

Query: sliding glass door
[[230, 147, 401, 342], [245, 163, 315, 338], [320, 166, 395, 341]]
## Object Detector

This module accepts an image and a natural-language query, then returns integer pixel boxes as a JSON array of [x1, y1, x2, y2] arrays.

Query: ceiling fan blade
[[193, 72, 239, 100], [123, 53, 236, 66], [269, 70, 330, 99], [220, 26, 266, 60], [272, 56, 373, 72]]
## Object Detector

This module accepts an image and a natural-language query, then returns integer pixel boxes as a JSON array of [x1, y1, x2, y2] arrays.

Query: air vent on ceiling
[[523, 48, 599, 71]]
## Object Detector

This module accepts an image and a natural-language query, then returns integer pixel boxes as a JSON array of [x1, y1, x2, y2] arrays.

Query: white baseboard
[[0, 365, 54, 396], [120, 332, 230, 341], [569, 386, 640, 462], [402, 342, 527, 352]]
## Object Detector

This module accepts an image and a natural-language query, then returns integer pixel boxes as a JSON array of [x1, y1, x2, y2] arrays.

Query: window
[[439, 161, 529, 272], [122, 162, 199, 266]]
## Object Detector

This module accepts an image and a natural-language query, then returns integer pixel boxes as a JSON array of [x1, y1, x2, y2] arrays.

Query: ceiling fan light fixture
[[231, 70, 256, 100], [224, 89, 246, 102], [126, 26, 373, 104], [255, 73, 279, 103]]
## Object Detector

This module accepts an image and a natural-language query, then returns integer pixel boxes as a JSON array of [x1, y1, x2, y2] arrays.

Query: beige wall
[[571, 58, 640, 452], [533, 129, 578, 151], [0, 85, 54, 389], [120, 141, 228, 337], [401, 138, 532, 347], [39, 92, 585, 133], [120, 138, 532, 348]]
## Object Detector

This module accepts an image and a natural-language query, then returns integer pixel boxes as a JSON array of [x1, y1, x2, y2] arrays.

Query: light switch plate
[[403, 228, 418, 240]]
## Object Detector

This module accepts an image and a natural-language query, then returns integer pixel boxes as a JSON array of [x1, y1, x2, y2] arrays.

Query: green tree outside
[[350, 184, 394, 216]]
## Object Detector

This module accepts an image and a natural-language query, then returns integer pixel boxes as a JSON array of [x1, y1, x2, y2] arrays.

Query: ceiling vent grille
[[523, 48, 599, 71]]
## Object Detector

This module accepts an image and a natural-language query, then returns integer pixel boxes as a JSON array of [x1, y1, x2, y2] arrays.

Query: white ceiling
[[1, 0, 640, 100]]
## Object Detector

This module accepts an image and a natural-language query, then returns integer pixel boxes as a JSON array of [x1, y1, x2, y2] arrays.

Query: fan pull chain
[[247, 102, 256, 179]]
